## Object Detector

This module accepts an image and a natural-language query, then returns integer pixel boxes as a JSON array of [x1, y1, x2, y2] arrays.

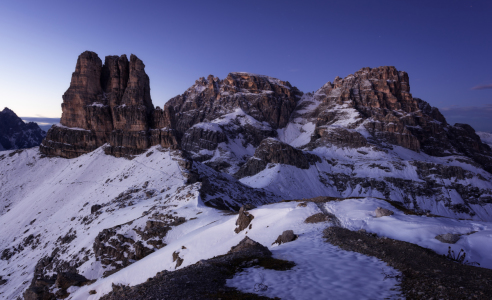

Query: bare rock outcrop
[[235, 138, 321, 178], [234, 205, 254, 233], [435, 233, 461, 244], [227, 236, 272, 258], [55, 272, 89, 290], [273, 230, 298, 245], [375, 207, 394, 218]]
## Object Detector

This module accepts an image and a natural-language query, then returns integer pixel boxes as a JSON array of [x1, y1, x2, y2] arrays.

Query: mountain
[[0, 108, 46, 151], [1, 51, 492, 299]]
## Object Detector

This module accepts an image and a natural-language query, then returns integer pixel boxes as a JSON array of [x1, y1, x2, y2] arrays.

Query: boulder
[[172, 251, 184, 268], [91, 205, 102, 214], [375, 207, 394, 218], [234, 205, 254, 233], [55, 272, 88, 290], [228, 236, 272, 258], [435, 233, 461, 244], [273, 230, 297, 245], [304, 213, 330, 223]]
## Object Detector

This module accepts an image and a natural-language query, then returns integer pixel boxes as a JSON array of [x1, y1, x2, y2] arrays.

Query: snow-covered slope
[[0, 146, 277, 299], [239, 144, 492, 221], [478, 131, 492, 148], [1, 145, 492, 299]]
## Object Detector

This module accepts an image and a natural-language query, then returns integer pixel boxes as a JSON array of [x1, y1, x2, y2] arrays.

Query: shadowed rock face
[[306, 66, 492, 172], [165, 73, 302, 136], [40, 56, 492, 174], [0, 108, 46, 150], [40, 51, 165, 158], [235, 138, 321, 178]]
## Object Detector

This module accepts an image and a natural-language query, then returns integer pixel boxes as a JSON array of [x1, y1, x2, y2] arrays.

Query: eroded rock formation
[[39, 53, 492, 177], [304, 66, 492, 172], [40, 51, 171, 158]]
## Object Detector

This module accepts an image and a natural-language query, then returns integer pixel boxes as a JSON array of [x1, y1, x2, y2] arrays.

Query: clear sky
[[1, 0, 491, 131]]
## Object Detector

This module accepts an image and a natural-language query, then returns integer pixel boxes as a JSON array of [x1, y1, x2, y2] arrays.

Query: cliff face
[[40, 52, 162, 158], [165, 73, 301, 135], [40, 55, 301, 158], [0, 108, 46, 150], [301, 66, 492, 172]]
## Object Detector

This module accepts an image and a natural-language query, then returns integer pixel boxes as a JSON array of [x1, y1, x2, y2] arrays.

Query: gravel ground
[[98, 240, 290, 300], [323, 227, 492, 299]]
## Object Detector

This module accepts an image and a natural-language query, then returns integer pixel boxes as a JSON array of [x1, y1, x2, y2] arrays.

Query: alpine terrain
[[1, 51, 492, 299]]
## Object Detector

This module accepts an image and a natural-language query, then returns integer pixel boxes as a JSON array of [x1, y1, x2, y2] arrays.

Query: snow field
[[325, 198, 492, 268], [71, 201, 401, 300]]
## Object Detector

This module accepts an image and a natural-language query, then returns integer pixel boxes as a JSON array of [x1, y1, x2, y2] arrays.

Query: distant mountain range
[[21, 117, 60, 132], [0, 108, 46, 151]]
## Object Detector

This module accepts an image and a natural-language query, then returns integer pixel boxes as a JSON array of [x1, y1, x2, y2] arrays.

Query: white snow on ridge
[[477, 131, 492, 148], [0, 146, 187, 299], [325, 198, 492, 269], [70, 201, 401, 300], [212, 108, 272, 131]]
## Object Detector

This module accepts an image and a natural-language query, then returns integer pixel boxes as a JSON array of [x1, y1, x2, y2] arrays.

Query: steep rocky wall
[[308, 66, 492, 172], [164, 73, 302, 136], [40, 51, 172, 158]]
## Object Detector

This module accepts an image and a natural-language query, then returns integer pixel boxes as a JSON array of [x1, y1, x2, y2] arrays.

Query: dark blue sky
[[1, 0, 491, 131]]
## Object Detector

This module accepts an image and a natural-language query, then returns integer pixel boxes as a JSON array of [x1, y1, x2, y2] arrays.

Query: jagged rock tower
[[40, 51, 177, 158]]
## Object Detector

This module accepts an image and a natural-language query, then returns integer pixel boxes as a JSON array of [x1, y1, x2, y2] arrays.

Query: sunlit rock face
[[40, 51, 169, 158], [40, 53, 491, 174]]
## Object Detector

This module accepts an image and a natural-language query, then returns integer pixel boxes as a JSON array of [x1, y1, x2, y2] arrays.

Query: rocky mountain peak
[[41, 51, 160, 158], [317, 66, 414, 113], [0, 108, 46, 150], [166, 72, 301, 136], [302, 66, 492, 172], [40, 54, 492, 175], [1, 107, 15, 115]]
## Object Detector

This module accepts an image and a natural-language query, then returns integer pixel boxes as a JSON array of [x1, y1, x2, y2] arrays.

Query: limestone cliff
[[40, 51, 167, 158]]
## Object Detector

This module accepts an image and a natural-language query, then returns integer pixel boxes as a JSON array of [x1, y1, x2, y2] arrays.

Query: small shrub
[[446, 247, 480, 266]]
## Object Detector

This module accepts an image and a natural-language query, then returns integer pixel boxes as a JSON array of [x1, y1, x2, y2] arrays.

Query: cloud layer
[[471, 84, 492, 90]]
